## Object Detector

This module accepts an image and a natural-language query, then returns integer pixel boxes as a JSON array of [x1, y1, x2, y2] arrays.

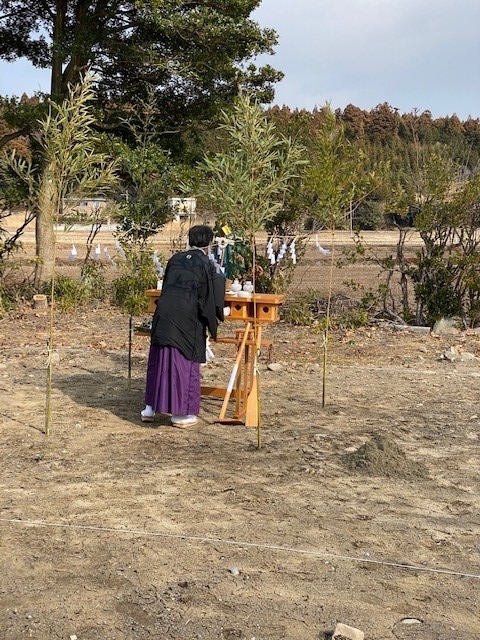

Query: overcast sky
[[1, 0, 479, 120], [252, 0, 480, 119]]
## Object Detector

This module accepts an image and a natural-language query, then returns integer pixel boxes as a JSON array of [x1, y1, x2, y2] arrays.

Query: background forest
[[1, 1, 480, 327]]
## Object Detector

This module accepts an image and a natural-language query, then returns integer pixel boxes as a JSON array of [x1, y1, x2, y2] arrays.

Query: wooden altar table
[[144, 289, 285, 427]]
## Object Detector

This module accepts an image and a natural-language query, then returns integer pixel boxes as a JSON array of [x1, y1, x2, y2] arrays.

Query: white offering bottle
[[230, 278, 242, 293], [243, 280, 254, 294]]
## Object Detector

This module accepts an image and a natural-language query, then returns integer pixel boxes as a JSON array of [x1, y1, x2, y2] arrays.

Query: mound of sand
[[343, 433, 428, 479]]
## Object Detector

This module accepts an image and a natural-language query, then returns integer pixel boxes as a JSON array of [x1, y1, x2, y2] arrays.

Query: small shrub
[[0, 289, 14, 316], [283, 289, 369, 330], [0, 278, 37, 315], [42, 274, 90, 312], [81, 261, 107, 301], [282, 295, 316, 327], [111, 248, 157, 316], [112, 274, 152, 316]]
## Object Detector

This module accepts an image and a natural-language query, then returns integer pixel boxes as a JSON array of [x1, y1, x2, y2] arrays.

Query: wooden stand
[[144, 290, 285, 427]]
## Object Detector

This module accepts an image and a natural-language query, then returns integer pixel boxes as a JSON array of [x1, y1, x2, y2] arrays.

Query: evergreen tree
[[7, 71, 118, 286], [0, 1, 282, 144]]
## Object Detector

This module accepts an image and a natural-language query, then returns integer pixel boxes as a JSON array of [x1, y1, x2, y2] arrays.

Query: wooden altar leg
[[235, 328, 253, 419], [217, 322, 252, 420], [245, 324, 262, 427]]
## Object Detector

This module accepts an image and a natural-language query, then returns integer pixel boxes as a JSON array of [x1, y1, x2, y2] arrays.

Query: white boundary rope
[[1, 517, 479, 580]]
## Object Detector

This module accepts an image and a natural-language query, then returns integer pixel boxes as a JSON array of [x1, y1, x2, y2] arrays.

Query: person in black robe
[[141, 225, 226, 426]]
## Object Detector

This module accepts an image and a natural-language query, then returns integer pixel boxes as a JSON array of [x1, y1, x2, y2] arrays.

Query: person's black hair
[[188, 225, 214, 248]]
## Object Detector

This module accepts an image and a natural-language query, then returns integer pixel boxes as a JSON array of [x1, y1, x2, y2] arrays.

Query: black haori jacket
[[150, 249, 225, 363]]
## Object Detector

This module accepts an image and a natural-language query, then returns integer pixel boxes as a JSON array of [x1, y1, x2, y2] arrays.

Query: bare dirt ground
[[1, 224, 479, 639]]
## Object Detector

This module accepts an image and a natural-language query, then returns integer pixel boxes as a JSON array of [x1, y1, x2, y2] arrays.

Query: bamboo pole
[[128, 315, 133, 389], [250, 237, 262, 449], [44, 228, 58, 436], [322, 229, 336, 408]]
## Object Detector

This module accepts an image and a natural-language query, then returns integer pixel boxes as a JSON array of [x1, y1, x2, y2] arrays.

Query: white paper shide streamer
[[315, 235, 331, 256], [289, 239, 296, 264], [103, 247, 117, 268], [115, 241, 126, 261], [153, 250, 164, 277], [267, 237, 298, 265], [266, 238, 276, 265], [276, 240, 287, 263]]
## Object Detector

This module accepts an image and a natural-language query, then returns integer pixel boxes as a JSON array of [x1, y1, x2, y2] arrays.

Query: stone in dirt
[[332, 622, 365, 640], [432, 317, 460, 335], [267, 362, 283, 372], [342, 433, 428, 479]]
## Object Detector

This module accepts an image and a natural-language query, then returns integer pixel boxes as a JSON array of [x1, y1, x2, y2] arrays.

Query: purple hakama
[[144, 345, 201, 416]]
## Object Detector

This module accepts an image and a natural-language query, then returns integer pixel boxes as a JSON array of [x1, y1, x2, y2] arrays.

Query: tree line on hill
[[2, 94, 479, 235]]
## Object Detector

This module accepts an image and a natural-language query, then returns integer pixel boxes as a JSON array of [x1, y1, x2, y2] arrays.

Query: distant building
[[63, 197, 108, 217], [167, 197, 197, 221]]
